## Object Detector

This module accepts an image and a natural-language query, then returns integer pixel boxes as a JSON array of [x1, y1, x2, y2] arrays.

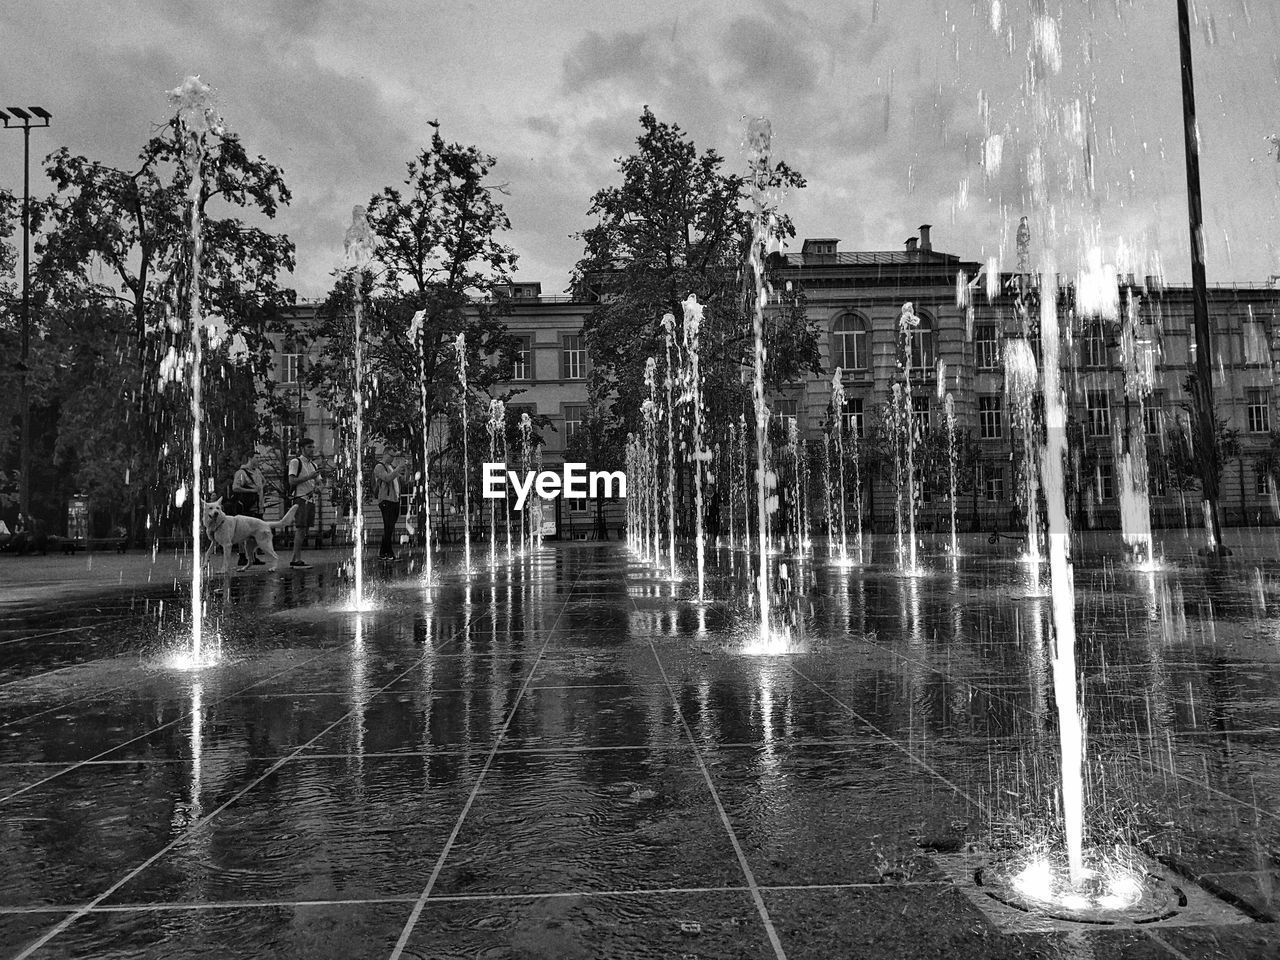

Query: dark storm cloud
[[563, 30, 664, 89], [721, 16, 821, 96], [0, 0, 1277, 296]]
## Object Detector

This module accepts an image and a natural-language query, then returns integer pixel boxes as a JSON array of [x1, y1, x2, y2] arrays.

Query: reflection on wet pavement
[[0, 538, 1277, 958]]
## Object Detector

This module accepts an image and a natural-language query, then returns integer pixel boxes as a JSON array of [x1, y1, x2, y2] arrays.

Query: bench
[[59, 537, 129, 555]]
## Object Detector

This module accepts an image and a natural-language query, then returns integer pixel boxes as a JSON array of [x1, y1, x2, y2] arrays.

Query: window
[[1244, 318, 1270, 365], [1248, 388, 1271, 434], [832, 314, 869, 373], [281, 405, 306, 454], [1256, 470, 1273, 499], [774, 398, 799, 429], [905, 312, 934, 372], [979, 395, 1003, 440], [561, 334, 585, 380], [912, 395, 930, 434], [563, 404, 588, 444], [1094, 461, 1115, 501], [568, 495, 588, 513], [1087, 391, 1111, 438], [512, 337, 531, 380], [976, 323, 999, 370], [1143, 393, 1164, 438], [280, 351, 302, 385], [1084, 323, 1108, 368], [841, 397, 864, 438], [985, 466, 1004, 501]]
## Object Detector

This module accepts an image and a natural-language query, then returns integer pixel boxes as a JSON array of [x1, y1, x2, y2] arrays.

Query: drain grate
[[933, 847, 1256, 932]]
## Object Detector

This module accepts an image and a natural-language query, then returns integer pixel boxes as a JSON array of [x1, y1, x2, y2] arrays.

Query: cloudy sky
[[4, 0, 1279, 299]]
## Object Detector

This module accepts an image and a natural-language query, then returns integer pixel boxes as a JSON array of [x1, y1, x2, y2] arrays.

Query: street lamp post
[[1175, 0, 1224, 552], [0, 106, 52, 522]]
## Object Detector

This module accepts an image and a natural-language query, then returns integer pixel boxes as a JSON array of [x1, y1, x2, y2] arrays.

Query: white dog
[[201, 499, 298, 572]]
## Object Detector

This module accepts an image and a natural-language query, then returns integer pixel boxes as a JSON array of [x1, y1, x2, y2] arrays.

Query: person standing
[[374, 448, 407, 561], [287, 437, 327, 570], [232, 450, 266, 570]]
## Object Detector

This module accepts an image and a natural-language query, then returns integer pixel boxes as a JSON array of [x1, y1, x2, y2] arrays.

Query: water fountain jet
[[455, 333, 473, 574], [344, 205, 376, 612], [171, 76, 224, 668]]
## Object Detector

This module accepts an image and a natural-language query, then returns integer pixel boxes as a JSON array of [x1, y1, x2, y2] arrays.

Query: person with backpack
[[287, 437, 330, 570], [231, 451, 266, 570]]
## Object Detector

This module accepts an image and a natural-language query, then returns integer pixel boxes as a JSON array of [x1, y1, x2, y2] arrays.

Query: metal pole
[[19, 123, 31, 519], [2, 108, 50, 524], [1177, 0, 1223, 551]]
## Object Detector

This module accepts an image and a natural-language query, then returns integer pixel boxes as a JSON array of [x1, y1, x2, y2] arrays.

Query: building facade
[[263, 226, 1280, 543]]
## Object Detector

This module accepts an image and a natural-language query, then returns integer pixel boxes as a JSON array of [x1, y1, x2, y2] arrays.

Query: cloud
[[563, 30, 665, 90], [0, 0, 1276, 301], [721, 16, 821, 96]]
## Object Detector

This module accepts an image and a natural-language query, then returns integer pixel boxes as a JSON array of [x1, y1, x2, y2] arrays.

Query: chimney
[[905, 236, 919, 254], [919, 224, 932, 252]]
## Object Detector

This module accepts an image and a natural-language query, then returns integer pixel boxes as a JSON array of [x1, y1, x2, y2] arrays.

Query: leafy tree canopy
[[304, 122, 528, 479], [9, 112, 295, 533], [571, 108, 818, 443]]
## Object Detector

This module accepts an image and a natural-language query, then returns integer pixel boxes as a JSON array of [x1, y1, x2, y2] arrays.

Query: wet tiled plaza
[[1, 538, 1278, 958]]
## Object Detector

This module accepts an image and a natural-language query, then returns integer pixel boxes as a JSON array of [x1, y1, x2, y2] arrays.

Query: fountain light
[[166, 631, 223, 671], [1005, 851, 1147, 915]]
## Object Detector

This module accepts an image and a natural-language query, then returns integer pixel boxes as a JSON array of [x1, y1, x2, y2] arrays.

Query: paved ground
[[0, 545, 358, 605], [0, 538, 1277, 958]]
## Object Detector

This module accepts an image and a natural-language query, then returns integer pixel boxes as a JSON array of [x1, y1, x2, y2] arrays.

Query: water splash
[[519, 412, 534, 558], [738, 412, 752, 561], [170, 76, 223, 668], [1005, 337, 1044, 586], [747, 117, 775, 645], [1039, 253, 1086, 884], [662, 313, 678, 576], [1117, 290, 1155, 566], [344, 205, 376, 611], [409, 309, 433, 583], [486, 398, 506, 567], [454, 333, 473, 574], [944, 392, 958, 557], [896, 303, 921, 574], [830, 370, 850, 563], [681, 295, 708, 603]]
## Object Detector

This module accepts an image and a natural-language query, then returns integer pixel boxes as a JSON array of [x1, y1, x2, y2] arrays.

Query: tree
[[1159, 400, 1239, 525], [304, 123, 526, 521], [571, 108, 817, 470], [24, 115, 294, 536]]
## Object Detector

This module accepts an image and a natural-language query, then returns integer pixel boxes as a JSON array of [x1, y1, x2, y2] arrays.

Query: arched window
[[832, 314, 869, 374], [906, 310, 934, 372]]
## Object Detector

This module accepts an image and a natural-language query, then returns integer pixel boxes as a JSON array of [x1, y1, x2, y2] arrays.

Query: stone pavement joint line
[[0, 638, 371, 806], [842, 631, 1280, 826], [387, 568, 584, 960], [0, 621, 114, 646], [648, 644, 790, 960], [627, 571, 790, 960], [9, 606, 496, 960], [0, 880, 956, 916], [789, 664, 989, 813]]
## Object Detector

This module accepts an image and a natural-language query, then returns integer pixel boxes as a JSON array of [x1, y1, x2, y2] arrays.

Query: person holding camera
[[374, 447, 408, 561]]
